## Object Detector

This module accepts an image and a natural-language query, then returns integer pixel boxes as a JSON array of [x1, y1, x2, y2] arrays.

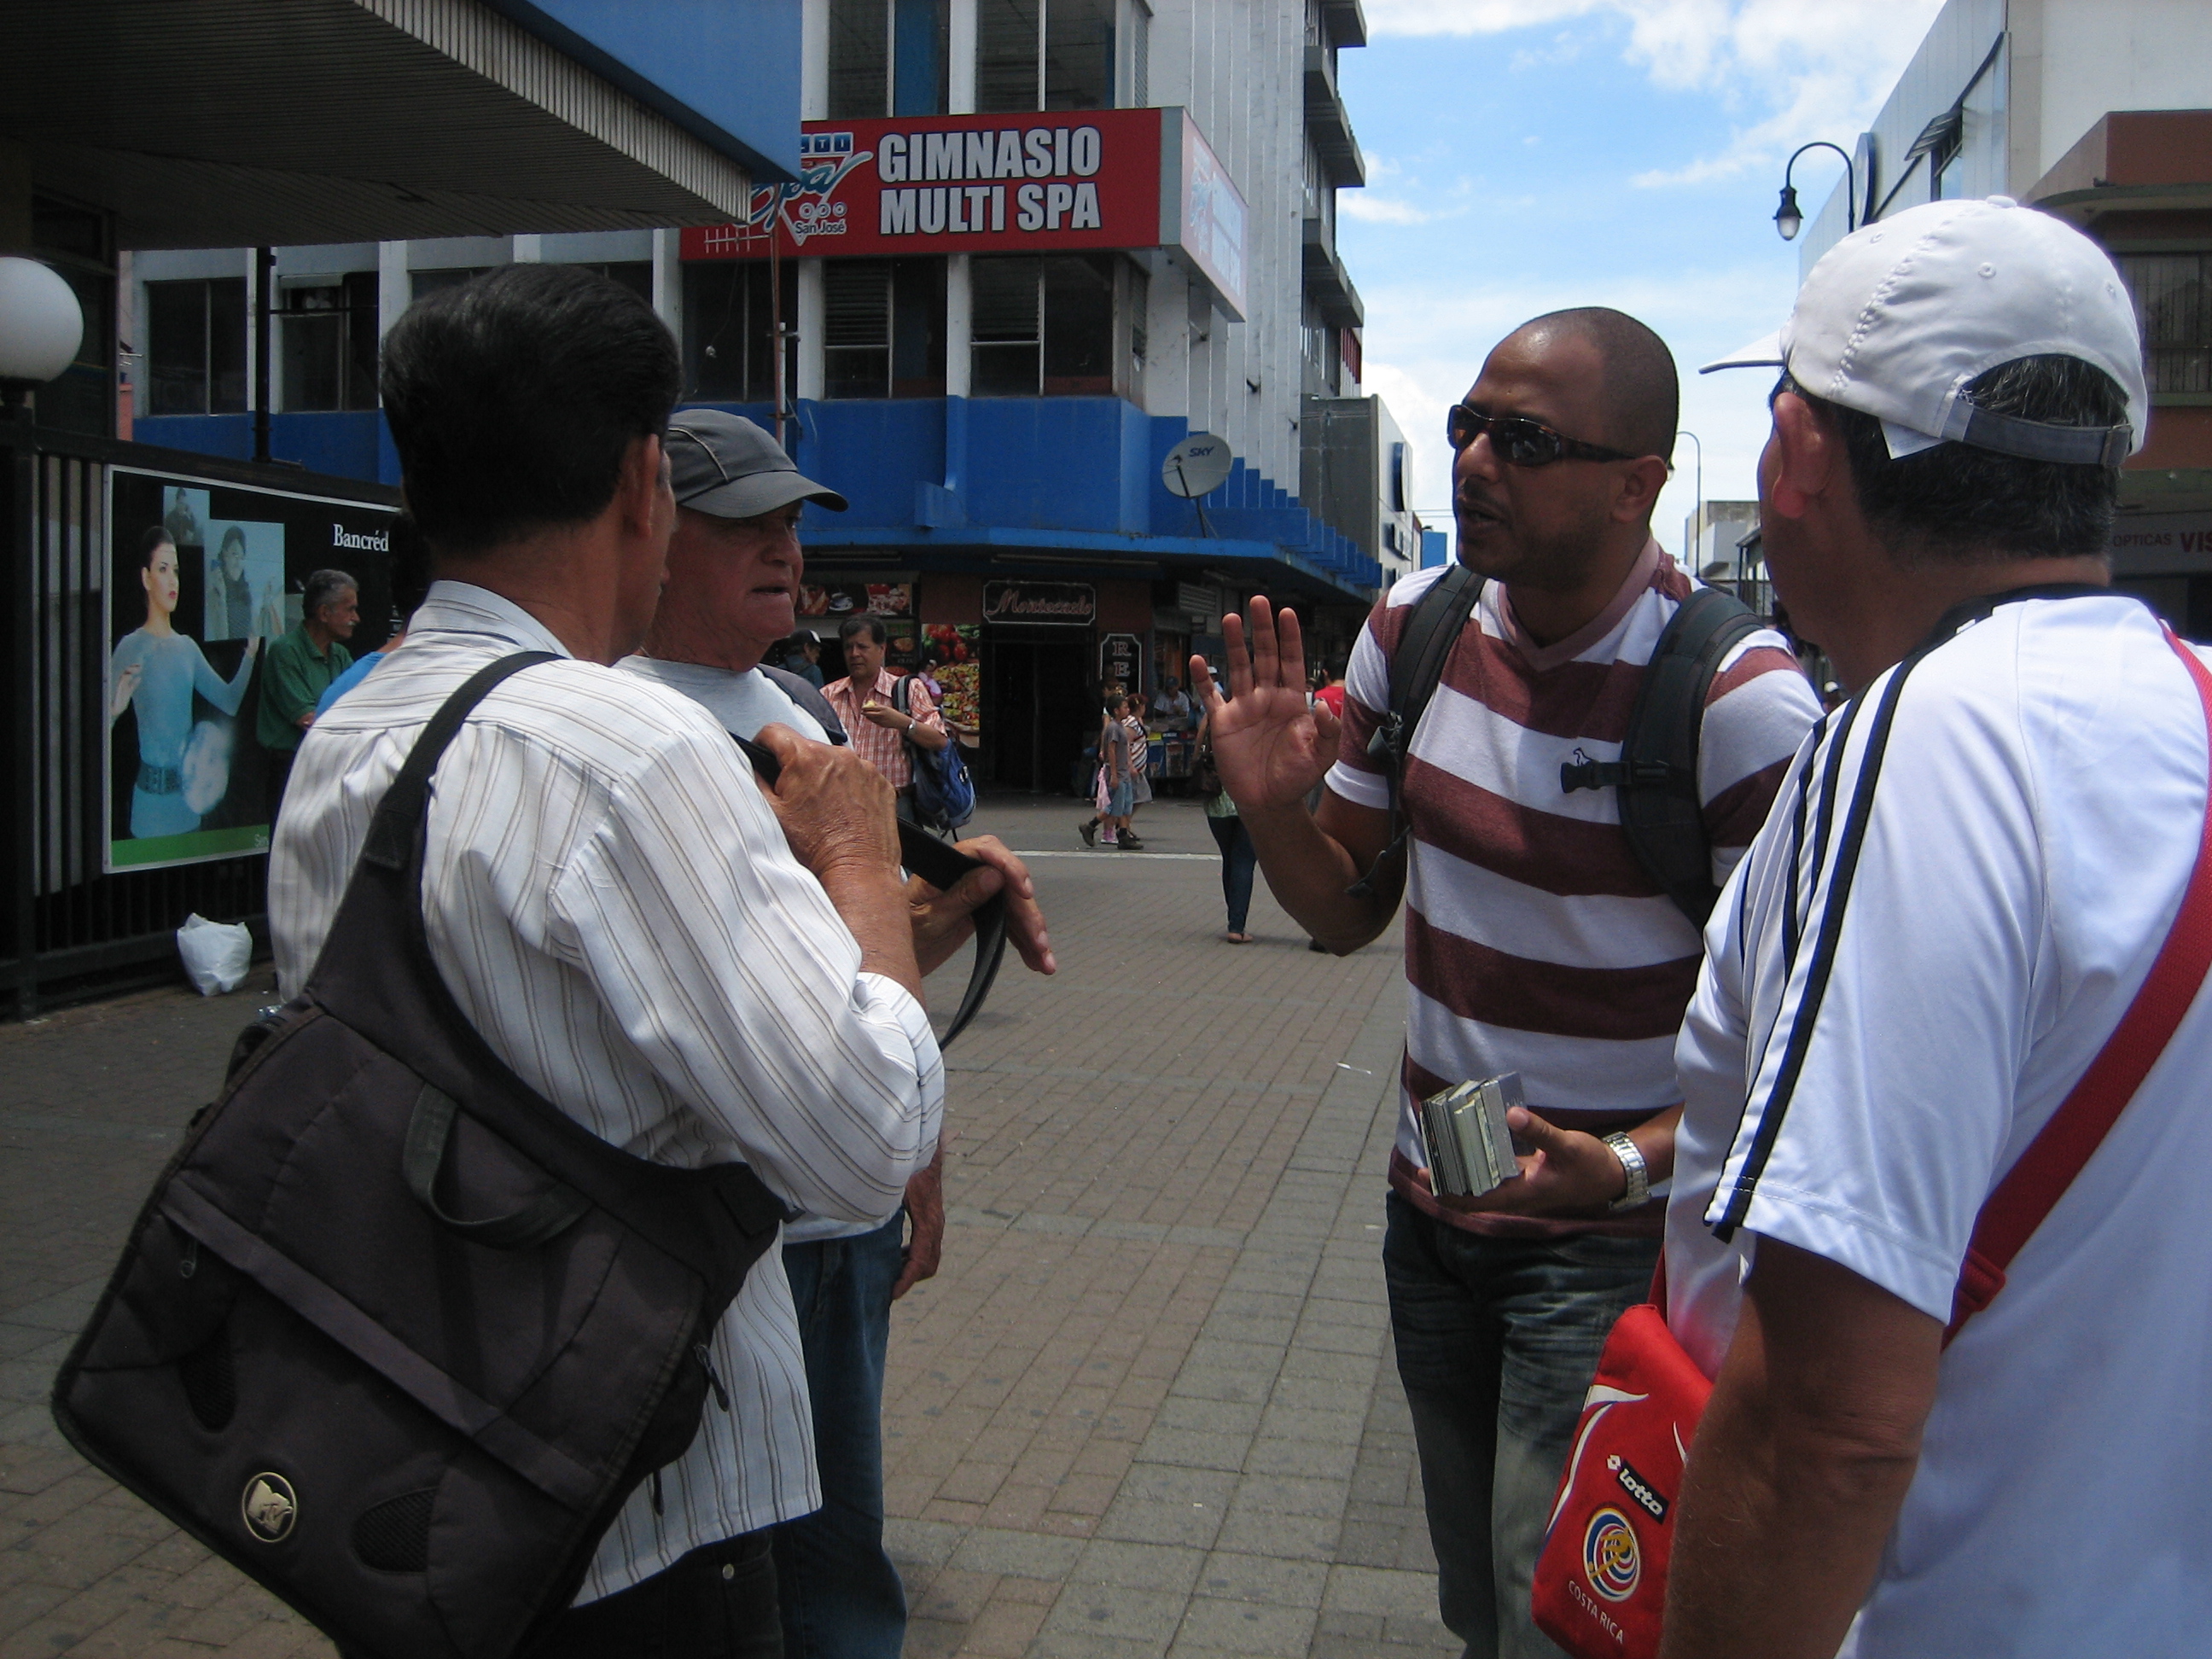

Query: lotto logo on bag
[[1582, 1506, 1642, 1602]]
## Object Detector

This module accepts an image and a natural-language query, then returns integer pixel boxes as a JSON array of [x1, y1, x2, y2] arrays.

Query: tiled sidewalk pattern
[[0, 796, 1452, 1656]]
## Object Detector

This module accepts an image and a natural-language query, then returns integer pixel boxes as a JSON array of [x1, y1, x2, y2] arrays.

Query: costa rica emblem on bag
[[241, 1473, 298, 1542], [1582, 1505, 1640, 1602]]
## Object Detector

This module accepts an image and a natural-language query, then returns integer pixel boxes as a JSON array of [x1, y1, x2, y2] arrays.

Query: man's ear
[[1612, 453, 1673, 526], [617, 433, 668, 535], [1766, 393, 1837, 522]]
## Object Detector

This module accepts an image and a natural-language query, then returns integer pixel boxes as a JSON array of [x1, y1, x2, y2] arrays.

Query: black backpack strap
[[1560, 587, 1765, 925], [731, 732, 1005, 1048], [1348, 564, 1485, 898]]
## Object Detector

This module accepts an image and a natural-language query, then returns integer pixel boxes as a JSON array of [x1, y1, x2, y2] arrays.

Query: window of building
[[2118, 253, 2212, 395], [146, 278, 248, 416], [410, 266, 493, 304], [824, 259, 946, 399], [279, 272, 378, 413], [570, 261, 654, 303], [830, 0, 948, 119], [977, 0, 1111, 113], [970, 253, 1121, 396], [682, 259, 796, 404]]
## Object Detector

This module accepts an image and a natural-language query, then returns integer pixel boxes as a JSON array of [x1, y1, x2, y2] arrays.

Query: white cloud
[[1365, 0, 1945, 186], [1339, 195, 1454, 225]]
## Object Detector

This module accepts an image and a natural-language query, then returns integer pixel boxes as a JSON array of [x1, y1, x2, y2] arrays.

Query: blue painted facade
[[137, 394, 1382, 601], [479, 1, 803, 183], [1421, 527, 1449, 569]]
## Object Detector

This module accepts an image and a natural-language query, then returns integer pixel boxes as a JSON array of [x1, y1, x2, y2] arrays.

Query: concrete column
[[795, 257, 825, 403], [945, 252, 972, 399], [948, 0, 978, 114], [651, 228, 681, 339], [510, 234, 543, 263], [377, 242, 409, 338], [801, 0, 830, 120]]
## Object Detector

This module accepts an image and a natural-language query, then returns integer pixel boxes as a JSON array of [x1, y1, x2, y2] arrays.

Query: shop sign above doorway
[[984, 579, 1095, 626]]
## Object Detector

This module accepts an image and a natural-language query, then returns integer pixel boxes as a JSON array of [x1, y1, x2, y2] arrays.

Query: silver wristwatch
[[1602, 1132, 1649, 1213]]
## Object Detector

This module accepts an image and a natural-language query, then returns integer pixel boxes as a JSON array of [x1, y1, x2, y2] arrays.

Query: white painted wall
[[2032, 0, 2212, 178]]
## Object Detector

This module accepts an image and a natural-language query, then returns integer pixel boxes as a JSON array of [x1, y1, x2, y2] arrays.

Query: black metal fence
[[3, 414, 397, 1016]]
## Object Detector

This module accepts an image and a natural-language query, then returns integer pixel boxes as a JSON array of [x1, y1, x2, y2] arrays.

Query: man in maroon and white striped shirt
[[1199, 309, 1819, 1659]]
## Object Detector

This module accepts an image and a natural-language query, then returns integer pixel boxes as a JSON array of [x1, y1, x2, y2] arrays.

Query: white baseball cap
[[1702, 195, 2146, 464]]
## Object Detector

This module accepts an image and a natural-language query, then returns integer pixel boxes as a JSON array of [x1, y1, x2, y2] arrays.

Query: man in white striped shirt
[[271, 265, 942, 1658]]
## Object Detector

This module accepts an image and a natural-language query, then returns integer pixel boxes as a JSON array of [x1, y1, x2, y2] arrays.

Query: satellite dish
[[1162, 433, 1233, 499]]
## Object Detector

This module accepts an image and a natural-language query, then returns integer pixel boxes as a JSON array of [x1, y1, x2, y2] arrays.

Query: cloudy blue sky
[[1336, 0, 1947, 562]]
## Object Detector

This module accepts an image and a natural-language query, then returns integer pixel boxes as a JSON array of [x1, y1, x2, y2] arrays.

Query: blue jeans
[[1205, 814, 1256, 931], [1382, 1192, 1657, 1659], [771, 1216, 908, 1659]]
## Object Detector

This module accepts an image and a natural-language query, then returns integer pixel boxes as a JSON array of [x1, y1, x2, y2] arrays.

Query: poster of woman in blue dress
[[105, 465, 395, 872], [108, 524, 261, 843]]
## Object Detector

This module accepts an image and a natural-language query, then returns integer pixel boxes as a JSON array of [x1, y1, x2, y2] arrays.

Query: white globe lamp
[[0, 256, 86, 410]]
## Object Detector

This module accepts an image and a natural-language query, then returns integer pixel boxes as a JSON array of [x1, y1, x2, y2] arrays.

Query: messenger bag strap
[[731, 732, 1006, 1047], [1946, 624, 2212, 1344], [359, 652, 560, 873]]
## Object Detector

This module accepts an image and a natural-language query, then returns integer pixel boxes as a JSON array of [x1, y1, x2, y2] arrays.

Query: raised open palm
[[1190, 597, 1342, 813]]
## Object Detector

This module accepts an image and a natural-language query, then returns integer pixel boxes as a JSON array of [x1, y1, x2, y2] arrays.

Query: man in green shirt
[[259, 567, 359, 818]]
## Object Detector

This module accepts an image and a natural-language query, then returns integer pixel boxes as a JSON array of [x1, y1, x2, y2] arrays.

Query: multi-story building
[[130, 0, 1412, 793], [1788, 0, 2212, 633]]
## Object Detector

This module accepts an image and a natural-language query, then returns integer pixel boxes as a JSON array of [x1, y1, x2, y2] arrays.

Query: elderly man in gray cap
[[620, 409, 1052, 1659]]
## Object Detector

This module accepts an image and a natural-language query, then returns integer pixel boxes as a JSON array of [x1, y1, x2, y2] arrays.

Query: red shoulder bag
[[1531, 626, 2212, 1659]]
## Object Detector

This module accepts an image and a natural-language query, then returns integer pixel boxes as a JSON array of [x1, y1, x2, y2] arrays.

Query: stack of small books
[[1420, 1073, 1525, 1199]]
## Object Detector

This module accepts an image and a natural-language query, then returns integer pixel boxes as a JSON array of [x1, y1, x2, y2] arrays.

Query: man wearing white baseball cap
[[1656, 196, 2212, 1657]]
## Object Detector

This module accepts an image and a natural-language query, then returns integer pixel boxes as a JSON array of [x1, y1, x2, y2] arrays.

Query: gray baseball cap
[[665, 409, 849, 517]]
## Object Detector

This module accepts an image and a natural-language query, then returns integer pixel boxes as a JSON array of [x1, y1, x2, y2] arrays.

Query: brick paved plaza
[[0, 795, 1454, 1658]]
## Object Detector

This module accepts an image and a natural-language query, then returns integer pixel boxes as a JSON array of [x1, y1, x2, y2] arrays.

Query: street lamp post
[[1674, 428, 1703, 567], [1774, 141, 1858, 242]]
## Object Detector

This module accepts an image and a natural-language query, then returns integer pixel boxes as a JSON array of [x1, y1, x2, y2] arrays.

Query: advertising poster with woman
[[105, 467, 394, 872]]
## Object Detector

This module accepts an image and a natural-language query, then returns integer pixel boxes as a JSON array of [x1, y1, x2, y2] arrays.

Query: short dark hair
[[839, 614, 888, 646], [138, 525, 172, 568], [218, 524, 247, 562], [1788, 354, 2125, 564], [1103, 692, 1126, 715], [1515, 306, 1679, 458], [379, 264, 681, 556], [302, 568, 357, 619], [388, 513, 433, 616]]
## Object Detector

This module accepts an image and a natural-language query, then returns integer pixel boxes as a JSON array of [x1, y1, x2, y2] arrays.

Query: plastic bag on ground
[[176, 913, 251, 996]]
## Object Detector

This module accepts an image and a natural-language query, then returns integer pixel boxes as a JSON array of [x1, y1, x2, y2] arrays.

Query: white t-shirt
[[1668, 591, 2212, 1657], [617, 655, 830, 746], [617, 654, 870, 1246]]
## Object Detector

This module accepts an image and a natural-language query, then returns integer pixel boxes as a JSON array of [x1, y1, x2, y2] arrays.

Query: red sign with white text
[[680, 109, 1166, 262]]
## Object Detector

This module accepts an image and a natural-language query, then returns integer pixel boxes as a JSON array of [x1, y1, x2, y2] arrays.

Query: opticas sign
[[680, 107, 1249, 318]]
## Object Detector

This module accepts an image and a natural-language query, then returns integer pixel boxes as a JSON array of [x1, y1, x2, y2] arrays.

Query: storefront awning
[[2, 0, 779, 248]]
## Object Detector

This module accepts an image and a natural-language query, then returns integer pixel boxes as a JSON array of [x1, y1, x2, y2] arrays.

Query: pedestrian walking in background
[[1660, 197, 2194, 1659], [1095, 693, 1138, 849], [1120, 697, 1154, 841], [1201, 307, 1817, 1658], [783, 631, 826, 689], [258, 565, 358, 819], [613, 406, 1052, 1659], [1196, 708, 1254, 942], [314, 515, 433, 718], [824, 615, 950, 824]]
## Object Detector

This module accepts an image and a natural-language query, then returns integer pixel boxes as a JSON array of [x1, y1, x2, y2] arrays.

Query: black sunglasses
[[1447, 404, 1640, 467]]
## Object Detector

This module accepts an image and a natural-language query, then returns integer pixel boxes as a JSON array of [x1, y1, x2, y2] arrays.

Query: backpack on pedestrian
[[1359, 567, 1764, 923], [892, 673, 975, 833], [49, 657, 789, 1659]]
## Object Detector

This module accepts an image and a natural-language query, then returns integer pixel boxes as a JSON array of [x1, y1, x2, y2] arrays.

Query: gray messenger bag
[[49, 655, 789, 1659]]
